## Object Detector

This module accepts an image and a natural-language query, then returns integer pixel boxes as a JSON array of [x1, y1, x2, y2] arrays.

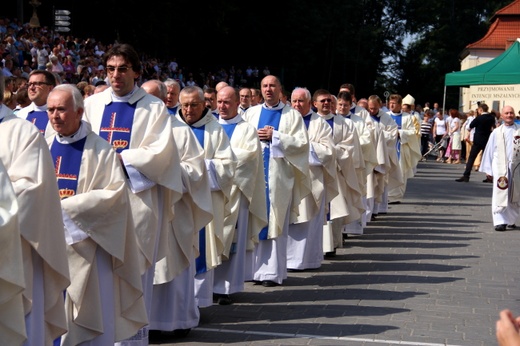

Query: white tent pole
[[442, 85, 447, 114]]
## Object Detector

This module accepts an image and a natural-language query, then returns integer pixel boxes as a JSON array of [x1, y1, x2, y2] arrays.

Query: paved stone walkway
[[152, 160, 520, 346]]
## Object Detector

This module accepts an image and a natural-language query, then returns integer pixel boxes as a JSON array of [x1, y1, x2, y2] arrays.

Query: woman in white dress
[[446, 109, 462, 164]]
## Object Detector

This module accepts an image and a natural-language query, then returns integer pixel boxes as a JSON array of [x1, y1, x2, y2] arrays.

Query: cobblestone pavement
[[151, 160, 520, 346]]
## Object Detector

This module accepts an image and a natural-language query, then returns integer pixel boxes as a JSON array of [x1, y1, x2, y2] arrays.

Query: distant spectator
[[446, 109, 462, 164], [13, 86, 30, 114], [76, 81, 89, 96], [83, 84, 95, 98], [3, 89, 16, 109]]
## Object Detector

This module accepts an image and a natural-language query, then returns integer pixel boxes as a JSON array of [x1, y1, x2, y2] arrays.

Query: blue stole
[[350, 107, 356, 115], [303, 114, 312, 129], [26, 110, 48, 134], [0, 117, 3, 124], [371, 114, 381, 123], [167, 105, 178, 115], [390, 113, 402, 159], [221, 123, 238, 140], [190, 125, 206, 148], [257, 107, 282, 240], [326, 117, 334, 128], [50, 137, 87, 199], [191, 124, 208, 274], [99, 102, 136, 153]]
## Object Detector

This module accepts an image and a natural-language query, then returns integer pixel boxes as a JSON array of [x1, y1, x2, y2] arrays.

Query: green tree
[[391, 0, 512, 109]]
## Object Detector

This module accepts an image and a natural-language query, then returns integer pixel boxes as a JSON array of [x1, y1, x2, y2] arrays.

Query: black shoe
[[455, 176, 469, 182], [215, 294, 232, 305], [495, 224, 507, 232], [371, 214, 377, 221], [261, 280, 279, 287], [172, 328, 191, 338], [149, 330, 162, 341], [483, 177, 492, 183], [287, 268, 304, 272], [508, 224, 517, 229], [324, 250, 336, 258]]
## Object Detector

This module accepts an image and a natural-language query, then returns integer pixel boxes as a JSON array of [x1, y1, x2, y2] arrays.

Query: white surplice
[[243, 103, 310, 284], [46, 122, 147, 345], [0, 157, 26, 346], [288, 112, 337, 270], [150, 116, 213, 331], [480, 123, 520, 226], [386, 111, 421, 202], [214, 115, 267, 293], [83, 87, 183, 346], [176, 109, 236, 307], [0, 112, 70, 346]]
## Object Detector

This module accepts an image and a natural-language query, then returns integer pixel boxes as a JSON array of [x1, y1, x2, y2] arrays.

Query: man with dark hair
[[204, 87, 219, 118], [339, 83, 370, 120], [16, 69, 57, 136], [83, 43, 184, 346], [456, 103, 496, 182]]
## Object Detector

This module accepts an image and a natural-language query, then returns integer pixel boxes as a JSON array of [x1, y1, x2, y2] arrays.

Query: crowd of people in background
[[0, 16, 271, 112], [2, 15, 520, 346]]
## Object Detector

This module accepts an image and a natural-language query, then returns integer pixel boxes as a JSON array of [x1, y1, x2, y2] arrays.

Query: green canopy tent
[[443, 38, 520, 111]]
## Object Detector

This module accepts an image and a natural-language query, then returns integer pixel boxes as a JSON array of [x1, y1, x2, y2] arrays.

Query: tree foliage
[[14, 0, 516, 104], [392, 0, 512, 108]]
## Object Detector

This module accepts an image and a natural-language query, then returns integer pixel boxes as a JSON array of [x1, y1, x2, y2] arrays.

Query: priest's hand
[[258, 127, 273, 142]]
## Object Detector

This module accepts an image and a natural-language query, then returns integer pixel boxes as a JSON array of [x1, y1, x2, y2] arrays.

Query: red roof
[[493, 0, 520, 18], [466, 0, 520, 50]]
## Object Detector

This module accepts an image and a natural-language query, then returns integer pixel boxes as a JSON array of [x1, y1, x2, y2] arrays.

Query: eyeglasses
[[106, 65, 132, 74], [28, 81, 51, 88], [181, 102, 202, 109], [319, 98, 332, 103]]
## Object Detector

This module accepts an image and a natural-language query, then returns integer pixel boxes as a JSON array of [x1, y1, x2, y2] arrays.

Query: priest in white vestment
[[386, 94, 421, 204], [176, 86, 236, 308], [142, 80, 213, 335], [336, 91, 380, 224], [316, 95, 365, 251], [0, 158, 26, 346], [82, 44, 183, 346], [364, 97, 392, 217], [479, 106, 520, 231], [367, 95, 404, 213], [16, 70, 57, 137], [213, 86, 267, 303], [0, 86, 70, 345], [334, 91, 373, 235], [45, 85, 148, 345], [243, 75, 311, 287], [287, 87, 337, 269]]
